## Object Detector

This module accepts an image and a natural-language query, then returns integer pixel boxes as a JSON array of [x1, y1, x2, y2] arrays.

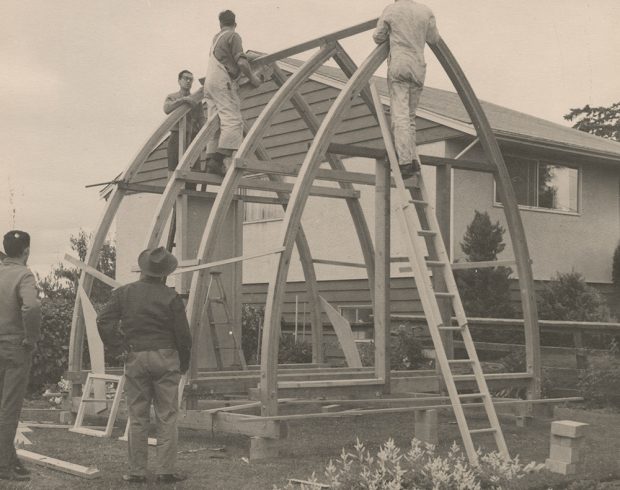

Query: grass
[[7, 406, 620, 489]]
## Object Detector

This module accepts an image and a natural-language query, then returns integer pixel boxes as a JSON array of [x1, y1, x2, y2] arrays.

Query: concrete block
[[550, 420, 589, 438], [545, 458, 581, 475], [249, 437, 281, 461], [414, 409, 438, 446], [550, 434, 585, 448], [549, 443, 584, 463]]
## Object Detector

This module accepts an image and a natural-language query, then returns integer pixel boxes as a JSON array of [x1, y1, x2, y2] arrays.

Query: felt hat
[[137, 247, 178, 277]]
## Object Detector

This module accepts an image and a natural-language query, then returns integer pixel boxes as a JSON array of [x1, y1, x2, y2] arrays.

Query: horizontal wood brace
[[277, 378, 384, 389], [420, 154, 496, 173], [180, 170, 360, 199], [450, 259, 517, 270], [81, 399, 111, 403], [449, 359, 473, 364], [236, 396, 582, 422], [312, 258, 367, 268], [170, 247, 286, 275], [458, 393, 484, 398], [453, 372, 533, 382], [326, 142, 387, 160]]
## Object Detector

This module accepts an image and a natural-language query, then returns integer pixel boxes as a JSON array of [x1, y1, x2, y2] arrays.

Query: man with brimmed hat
[[203, 9, 262, 176], [97, 247, 192, 484], [0, 230, 41, 482]]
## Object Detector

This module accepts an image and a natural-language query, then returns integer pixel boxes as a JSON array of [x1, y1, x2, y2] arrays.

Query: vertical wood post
[[434, 164, 454, 359], [374, 158, 391, 390]]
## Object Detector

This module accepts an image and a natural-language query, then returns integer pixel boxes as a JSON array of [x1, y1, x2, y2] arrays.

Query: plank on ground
[[16, 449, 100, 479]]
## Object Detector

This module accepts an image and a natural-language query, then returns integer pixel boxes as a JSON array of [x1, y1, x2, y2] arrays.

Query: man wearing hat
[[97, 247, 192, 484], [0, 230, 41, 481], [203, 9, 262, 175]]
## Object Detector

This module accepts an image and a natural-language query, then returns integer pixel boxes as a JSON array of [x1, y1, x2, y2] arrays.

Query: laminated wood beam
[[252, 18, 378, 66], [64, 255, 121, 289], [170, 247, 286, 275], [312, 258, 366, 268]]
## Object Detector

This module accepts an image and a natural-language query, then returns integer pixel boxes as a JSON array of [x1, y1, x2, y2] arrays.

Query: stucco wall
[[451, 145, 619, 283]]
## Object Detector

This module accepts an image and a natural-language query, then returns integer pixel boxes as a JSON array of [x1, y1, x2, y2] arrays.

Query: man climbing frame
[[204, 9, 262, 176], [373, 0, 440, 179]]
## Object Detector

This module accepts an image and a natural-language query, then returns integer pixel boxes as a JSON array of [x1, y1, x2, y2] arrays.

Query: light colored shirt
[[163, 90, 205, 136], [212, 28, 248, 79], [0, 257, 41, 344], [373, 0, 440, 84]]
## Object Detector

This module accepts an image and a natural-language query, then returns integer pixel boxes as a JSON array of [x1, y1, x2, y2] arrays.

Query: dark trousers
[[124, 349, 181, 476], [0, 342, 31, 470], [167, 131, 180, 171]]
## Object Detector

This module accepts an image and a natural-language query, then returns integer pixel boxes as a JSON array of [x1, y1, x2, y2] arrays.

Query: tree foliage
[[537, 271, 611, 322], [564, 102, 620, 141], [455, 211, 516, 318], [38, 230, 115, 304], [613, 243, 620, 289]]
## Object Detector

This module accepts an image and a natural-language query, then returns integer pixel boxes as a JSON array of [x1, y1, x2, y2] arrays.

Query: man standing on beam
[[203, 9, 262, 176], [373, 0, 440, 179]]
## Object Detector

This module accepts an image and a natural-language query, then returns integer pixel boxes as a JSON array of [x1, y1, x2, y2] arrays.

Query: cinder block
[[250, 437, 281, 461], [414, 409, 438, 446], [545, 458, 581, 475], [550, 434, 585, 448], [550, 420, 589, 438], [549, 443, 584, 463]]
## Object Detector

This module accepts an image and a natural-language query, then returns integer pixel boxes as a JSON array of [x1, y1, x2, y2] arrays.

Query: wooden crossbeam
[[312, 258, 366, 268], [180, 170, 360, 199], [65, 255, 121, 289], [169, 247, 286, 275], [326, 142, 387, 160], [252, 18, 378, 66], [399, 258, 518, 273]]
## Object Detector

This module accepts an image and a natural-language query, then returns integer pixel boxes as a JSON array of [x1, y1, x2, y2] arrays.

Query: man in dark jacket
[[0, 230, 41, 482], [97, 247, 192, 484]]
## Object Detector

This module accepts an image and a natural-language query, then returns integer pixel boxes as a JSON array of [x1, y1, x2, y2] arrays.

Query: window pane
[[500, 156, 537, 206], [538, 163, 578, 212]]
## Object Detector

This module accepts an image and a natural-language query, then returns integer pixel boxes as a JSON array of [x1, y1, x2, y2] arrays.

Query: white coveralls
[[373, 0, 440, 166], [203, 31, 244, 155]]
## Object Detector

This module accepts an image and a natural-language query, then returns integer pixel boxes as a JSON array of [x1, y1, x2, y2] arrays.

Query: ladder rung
[[425, 260, 446, 267], [449, 359, 474, 364], [418, 230, 437, 237], [438, 326, 463, 331], [82, 399, 111, 403], [434, 292, 454, 298], [469, 428, 497, 435], [459, 393, 485, 399], [408, 199, 428, 206]]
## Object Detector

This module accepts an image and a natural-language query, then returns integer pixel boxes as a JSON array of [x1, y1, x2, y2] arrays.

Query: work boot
[[13, 460, 30, 476], [156, 473, 187, 483], [205, 158, 226, 177], [398, 159, 421, 180], [0, 468, 30, 481]]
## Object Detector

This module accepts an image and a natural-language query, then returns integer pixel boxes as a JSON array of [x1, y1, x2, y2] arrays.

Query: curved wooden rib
[[184, 44, 339, 368], [260, 44, 390, 415], [429, 38, 541, 397], [68, 105, 193, 373]]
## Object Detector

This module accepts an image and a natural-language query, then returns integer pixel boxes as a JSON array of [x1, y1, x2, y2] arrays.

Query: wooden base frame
[[68, 19, 542, 458]]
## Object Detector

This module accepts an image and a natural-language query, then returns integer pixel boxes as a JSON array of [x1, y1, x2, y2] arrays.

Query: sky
[[1, 0, 619, 277]]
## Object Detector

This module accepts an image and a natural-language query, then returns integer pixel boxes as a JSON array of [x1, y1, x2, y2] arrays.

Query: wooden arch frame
[[68, 19, 540, 426]]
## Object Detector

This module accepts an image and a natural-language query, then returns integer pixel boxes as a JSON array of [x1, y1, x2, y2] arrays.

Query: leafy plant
[[359, 326, 429, 370], [612, 243, 620, 289], [578, 339, 620, 409], [276, 437, 544, 489], [455, 211, 516, 318], [278, 333, 313, 364], [564, 101, 620, 141], [537, 271, 611, 322]]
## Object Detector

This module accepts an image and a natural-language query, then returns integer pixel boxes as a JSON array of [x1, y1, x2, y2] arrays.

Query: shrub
[[537, 271, 611, 322], [455, 211, 516, 318], [359, 326, 428, 370], [241, 304, 264, 364], [276, 438, 544, 490], [278, 333, 313, 364], [30, 298, 73, 394], [578, 339, 620, 409]]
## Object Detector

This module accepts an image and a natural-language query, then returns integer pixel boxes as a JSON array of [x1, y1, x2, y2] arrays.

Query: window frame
[[493, 153, 582, 216]]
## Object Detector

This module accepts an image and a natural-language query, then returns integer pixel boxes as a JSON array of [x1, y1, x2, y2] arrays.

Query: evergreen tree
[[455, 211, 516, 318], [564, 102, 619, 141]]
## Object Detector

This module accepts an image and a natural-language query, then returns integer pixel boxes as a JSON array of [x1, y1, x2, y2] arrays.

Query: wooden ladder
[[200, 271, 247, 370], [70, 373, 125, 438], [369, 83, 509, 464]]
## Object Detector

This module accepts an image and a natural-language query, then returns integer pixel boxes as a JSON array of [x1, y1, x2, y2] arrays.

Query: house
[[110, 58, 620, 324]]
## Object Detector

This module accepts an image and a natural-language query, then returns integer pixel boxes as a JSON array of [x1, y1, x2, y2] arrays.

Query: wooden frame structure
[[68, 19, 543, 460]]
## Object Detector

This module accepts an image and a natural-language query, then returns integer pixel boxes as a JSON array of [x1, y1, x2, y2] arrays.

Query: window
[[338, 305, 373, 324], [496, 155, 579, 212]]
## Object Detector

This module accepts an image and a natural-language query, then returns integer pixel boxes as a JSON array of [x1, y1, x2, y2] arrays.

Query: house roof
[[277, 57, 620, 162]]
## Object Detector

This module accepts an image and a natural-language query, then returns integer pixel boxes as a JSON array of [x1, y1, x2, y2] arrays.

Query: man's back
[[374, 0, 439, 84], [0, 259, 40, 343]]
